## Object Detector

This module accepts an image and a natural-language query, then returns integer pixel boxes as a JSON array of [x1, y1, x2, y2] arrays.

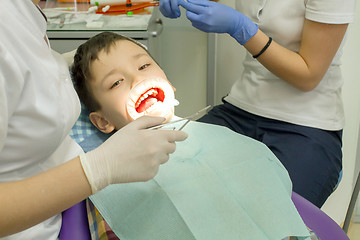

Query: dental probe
[[177, 119, 190, 131], [148, 105, 212, 130]]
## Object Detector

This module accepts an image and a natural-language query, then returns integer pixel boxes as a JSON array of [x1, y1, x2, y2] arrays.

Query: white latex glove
[[80, 116, 188, 194]]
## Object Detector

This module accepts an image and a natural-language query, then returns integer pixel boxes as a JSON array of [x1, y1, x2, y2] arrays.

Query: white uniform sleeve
[[305, 0, 355, 24], [40, 136, 84, 171], [0, 43, 24, 153], [0, 64, 7, 153]]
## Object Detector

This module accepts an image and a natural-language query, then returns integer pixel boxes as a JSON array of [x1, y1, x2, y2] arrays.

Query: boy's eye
[[139, 63, 150, 70], [110, 80, 123, 89]]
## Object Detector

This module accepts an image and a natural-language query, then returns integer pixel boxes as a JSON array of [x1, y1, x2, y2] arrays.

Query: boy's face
[[88, 40, 174, 133]]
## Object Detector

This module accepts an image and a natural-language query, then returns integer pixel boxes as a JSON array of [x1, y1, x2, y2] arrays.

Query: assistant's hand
[[179, 0, 258, 45], [80, 116, 188, 194], [160, 0, 181, 18]]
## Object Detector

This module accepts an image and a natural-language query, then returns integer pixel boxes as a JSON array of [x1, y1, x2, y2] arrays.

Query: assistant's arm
[[178, 0, 348, 92], [244, 20, 348, 92]]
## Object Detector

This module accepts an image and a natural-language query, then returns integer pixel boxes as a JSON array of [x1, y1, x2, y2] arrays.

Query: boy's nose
[[130, 75, 146, 88]]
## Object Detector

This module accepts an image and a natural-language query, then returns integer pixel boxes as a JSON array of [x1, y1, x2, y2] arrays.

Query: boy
[[72, 32, 176, 134], [71, 32, 313, 240]]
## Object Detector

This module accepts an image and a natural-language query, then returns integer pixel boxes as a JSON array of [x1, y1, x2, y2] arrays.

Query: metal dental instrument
[[149, 105, 212, 131], [177, 119, 190, 131]]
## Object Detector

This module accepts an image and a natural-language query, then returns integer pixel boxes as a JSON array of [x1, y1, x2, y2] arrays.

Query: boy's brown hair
[[71, 32, 152, 112]]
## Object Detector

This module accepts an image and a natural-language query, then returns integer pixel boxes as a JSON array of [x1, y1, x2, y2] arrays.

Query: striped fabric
[[86, 199, 120, 240]]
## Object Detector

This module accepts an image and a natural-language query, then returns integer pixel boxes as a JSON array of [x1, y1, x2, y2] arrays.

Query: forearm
[[244, 30, 315, 91], [0, 157, 91, 237], [179, 0, 348, 92], [244, 21, 348, 92]]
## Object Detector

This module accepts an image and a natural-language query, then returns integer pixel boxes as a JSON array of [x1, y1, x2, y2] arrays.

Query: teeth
[[136, 89, 158, 108], [143, 89, 157, 99]]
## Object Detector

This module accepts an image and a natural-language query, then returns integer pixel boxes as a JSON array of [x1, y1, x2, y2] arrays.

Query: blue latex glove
[[179, 0, 258, 45], [160, 0, 181, 18]]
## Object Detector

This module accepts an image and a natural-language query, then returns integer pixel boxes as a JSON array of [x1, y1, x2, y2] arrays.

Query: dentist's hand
[[179, 0, 259, 45], [160, 0, 181, 18], [80, 116, 188, 194]]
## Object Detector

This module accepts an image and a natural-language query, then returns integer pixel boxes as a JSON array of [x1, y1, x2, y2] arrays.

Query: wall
[[154, 8, 208, 118], [321, 1, 360, 223], [214, 0, 360, 224]]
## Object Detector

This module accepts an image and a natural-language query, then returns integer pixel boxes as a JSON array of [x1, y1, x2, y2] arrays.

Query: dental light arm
[[179, 0, 258, 45]]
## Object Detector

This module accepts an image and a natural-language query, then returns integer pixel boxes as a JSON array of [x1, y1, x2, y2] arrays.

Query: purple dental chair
[[59, 200, 90, 240], [291, 191, 349, 240], [59, 191, 349, 240]]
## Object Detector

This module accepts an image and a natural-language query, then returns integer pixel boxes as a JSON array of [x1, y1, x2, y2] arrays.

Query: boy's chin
[[128, 104, 175, 123], [145, 107, 174, 123], [160, 109, 175, 123]]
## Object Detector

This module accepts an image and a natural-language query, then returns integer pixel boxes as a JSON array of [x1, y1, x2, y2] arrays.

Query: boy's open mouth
[[126, 78, 176, 121], [135, 88, 165, 113]]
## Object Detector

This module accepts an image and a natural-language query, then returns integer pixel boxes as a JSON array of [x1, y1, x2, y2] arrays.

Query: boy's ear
[[89, 111, 116, 134]]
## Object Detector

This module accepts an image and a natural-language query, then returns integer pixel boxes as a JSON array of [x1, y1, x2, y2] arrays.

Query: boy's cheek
[[115, 115, 133, 130], [163, 107, 175, 123]]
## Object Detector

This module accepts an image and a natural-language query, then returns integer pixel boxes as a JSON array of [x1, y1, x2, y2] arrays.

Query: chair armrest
[[59, 200, 91, 240], [291, 191, 349, 240]]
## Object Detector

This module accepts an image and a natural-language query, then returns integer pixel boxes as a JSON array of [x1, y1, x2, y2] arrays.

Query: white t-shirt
[[224, 0, 355, 130], [0, 0, 82, 239]]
